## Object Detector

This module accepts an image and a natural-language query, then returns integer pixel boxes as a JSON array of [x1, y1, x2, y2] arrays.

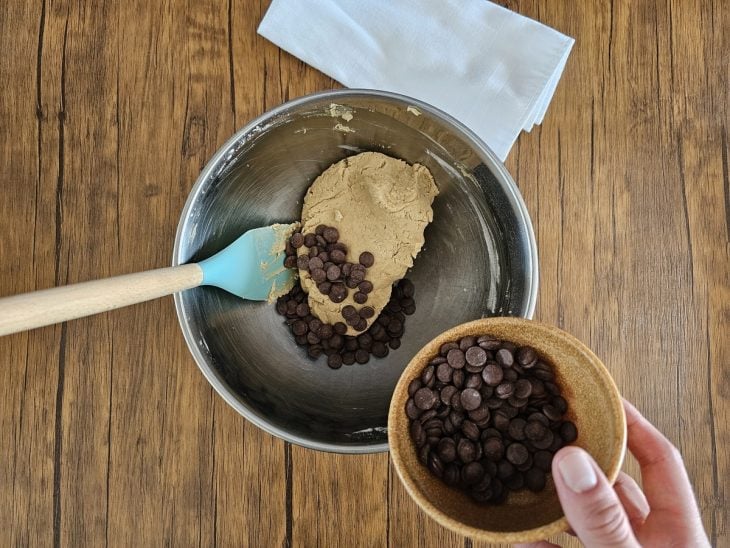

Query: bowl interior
[[174, 91, 537, 452], [388, 318, 626, 543]]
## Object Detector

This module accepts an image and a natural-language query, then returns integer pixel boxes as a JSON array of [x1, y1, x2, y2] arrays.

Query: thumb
[[552, 447, 639, 548]]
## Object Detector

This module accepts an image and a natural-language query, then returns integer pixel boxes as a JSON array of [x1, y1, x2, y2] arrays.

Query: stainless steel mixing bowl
[[173, 89, 538, 453]]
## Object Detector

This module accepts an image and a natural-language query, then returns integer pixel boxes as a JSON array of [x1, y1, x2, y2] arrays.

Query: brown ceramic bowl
[[388, 318, 626, 544]]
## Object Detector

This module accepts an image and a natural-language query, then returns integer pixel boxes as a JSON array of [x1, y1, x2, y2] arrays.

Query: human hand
[[516, 399, 709, 547]]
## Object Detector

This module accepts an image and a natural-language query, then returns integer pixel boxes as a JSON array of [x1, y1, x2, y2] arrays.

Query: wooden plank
[[0, 2, 58, 546], [213, 1, 288, 546], [105, 0, 231, 545]]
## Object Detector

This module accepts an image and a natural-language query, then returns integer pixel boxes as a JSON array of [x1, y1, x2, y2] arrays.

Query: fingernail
[[558, 448, 597, 493]]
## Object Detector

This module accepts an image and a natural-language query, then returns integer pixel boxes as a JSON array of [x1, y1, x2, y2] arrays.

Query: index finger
[[623, 399, 698, 514]]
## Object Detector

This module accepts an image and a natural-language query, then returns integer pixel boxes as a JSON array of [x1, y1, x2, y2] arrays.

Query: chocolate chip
[[560, 421, 578, 443], [436, 363, 453, 383], [532, 430, 555, 450], [289, 232, 304, 248], [465, 346, 488, 367], [496, 348, 514, 367], [452, 369, 465, 389], [405, 399, 421, 419], [543, 404, 562, 421], [495, 382, 514, 399], [462, 462, 484, 485], [387, 319, 403, 334], [462, 420, 480, 441], [311, 268, 327, 283], [329, 283, 347, 303], [482, 363, 504, 386], [444, 464, 460, 486], [457, 439, 477, 463], [357, 333, 373, 349], [437, 438, 457, 463], [497, 460, 515, 479], [516, 346, 537, 365], [401, 279, 415, 298], [506, 443, 529, 465], [330, 249, 346, 264], [329, 334, 344, 349], [353, 292, 368, 304], [477, 336, 501, 350], [440, 385, 457, 405], [359, 306, 375, 319], [460, 388, 482, 411], [553, 396, 569, 414], [296, 255, 310, 271], [483, 437, 504, 461], [525, 420, 547, 441], [533, 450, 553, 472], [327, 354, 343, 369], [421, 365, 435, 386], [359, 251, 374, 267], [303, 233, 317, 247], [447, 349, 466, 369], [292, 320, 308, 336], [326, 265, 341, 281], [317, 282, 332, 295], [371, 341, 389, 358], [514, 379, 533, 399], [507, 419, 527, 443], [468, 404, 490, 422], [440, 342, 459, 356], [428, 452, 444, 478], [358, 280, 373, 293], [322, 226, 339, 243]]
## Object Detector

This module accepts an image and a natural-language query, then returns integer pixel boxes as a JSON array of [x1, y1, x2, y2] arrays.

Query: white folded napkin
[[258, 0, 574, 161]]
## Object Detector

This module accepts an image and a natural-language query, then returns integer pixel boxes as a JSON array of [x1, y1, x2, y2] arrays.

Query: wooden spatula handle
[[0, 264, 203, 336]]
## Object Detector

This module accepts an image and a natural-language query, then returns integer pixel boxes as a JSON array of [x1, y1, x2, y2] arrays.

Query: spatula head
[[198, 224, 297, 301]]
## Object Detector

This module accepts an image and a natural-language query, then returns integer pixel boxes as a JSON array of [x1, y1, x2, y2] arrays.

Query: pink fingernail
[[558, 448, 598, 493]]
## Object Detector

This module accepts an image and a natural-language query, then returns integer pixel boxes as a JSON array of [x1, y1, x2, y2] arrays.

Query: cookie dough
[[298, 152, 438, 334], [265, 222, 300, 302]]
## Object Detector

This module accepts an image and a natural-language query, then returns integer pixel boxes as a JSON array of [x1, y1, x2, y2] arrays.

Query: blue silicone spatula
[[0, 224, 296, 337]]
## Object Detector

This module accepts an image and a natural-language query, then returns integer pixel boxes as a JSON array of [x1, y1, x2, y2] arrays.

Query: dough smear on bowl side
[[298, 152, 438, 335]]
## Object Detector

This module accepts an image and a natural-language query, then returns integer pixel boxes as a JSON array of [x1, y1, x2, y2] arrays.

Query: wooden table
[[1, 1, 726, 546]]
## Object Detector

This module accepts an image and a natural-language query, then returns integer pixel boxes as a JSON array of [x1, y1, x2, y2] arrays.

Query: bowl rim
[[387, 317, 627, 543], [172, 88, 540, 454]]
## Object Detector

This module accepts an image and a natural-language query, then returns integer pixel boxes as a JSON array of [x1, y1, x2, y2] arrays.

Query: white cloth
[[258, 0, 574, 160]]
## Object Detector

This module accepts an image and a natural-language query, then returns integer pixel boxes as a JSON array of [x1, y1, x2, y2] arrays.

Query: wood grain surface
[[0, 1, 727, 547]]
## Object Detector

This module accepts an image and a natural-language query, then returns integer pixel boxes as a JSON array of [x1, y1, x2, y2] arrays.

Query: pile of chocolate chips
[[284, 225, 376, 327], [405, 337, 578, 503], [275, 278, 416, 369]]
